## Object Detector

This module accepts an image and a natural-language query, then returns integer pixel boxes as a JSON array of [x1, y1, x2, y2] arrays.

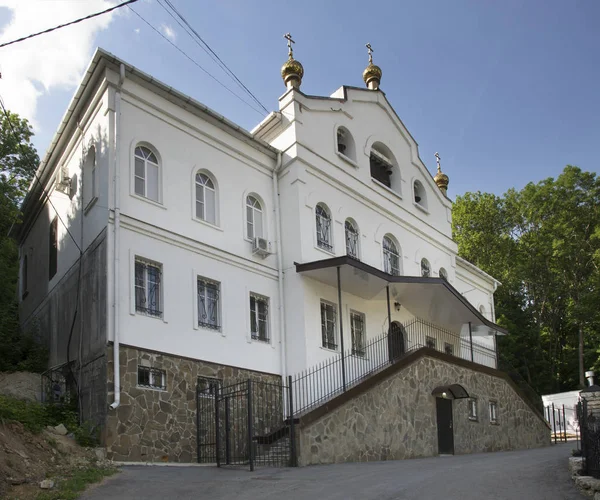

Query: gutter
[[109, 63, 125, 410], [272, 152, 286, 378]]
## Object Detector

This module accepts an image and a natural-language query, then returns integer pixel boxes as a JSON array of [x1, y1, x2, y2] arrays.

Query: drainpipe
[[271, 152, 287, 379], [109, 63, 125, 410]]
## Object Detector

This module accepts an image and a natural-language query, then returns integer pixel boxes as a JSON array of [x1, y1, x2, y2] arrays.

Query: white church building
[[15, 40, 549, 465]]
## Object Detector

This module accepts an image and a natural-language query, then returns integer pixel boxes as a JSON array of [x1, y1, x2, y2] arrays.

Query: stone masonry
[[105, 345, 280, 462], [297, 354, 549, 465]]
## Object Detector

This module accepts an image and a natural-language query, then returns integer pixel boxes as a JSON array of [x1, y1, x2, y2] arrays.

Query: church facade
[[15, 42, 549, 464]]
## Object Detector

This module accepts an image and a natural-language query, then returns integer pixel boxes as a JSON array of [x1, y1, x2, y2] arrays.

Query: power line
[[0, 96, 82, 253], [0, 0, 140, 49], [156, 0, 269, 114], [127, 5, 265, 116]]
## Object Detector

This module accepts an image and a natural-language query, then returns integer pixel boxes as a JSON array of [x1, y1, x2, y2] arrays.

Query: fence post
[[196, 384, 200, 463], [247, 379, 254, 471], [468, 322, 474, 362], [552, 403, 557, 445], [288, 375, 297, 467], [225, 397, 231, 464], [562, 404, 567, 442], [215, 384, 221, 467]]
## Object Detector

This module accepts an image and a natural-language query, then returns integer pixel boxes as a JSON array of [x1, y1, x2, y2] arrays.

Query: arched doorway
[[388, 321, 406, 362]]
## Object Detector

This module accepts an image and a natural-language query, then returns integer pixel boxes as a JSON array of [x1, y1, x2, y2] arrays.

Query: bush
[[0, 395, 77, 433], [74, 420, 100, 447]]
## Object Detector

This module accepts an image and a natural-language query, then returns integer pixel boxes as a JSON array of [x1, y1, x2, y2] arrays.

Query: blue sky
[[1, 0, 598, 198]]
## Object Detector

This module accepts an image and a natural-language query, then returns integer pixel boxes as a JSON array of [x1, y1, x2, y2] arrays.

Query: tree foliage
[[453, 166, 600, 393], [0, 110, 47, 372]]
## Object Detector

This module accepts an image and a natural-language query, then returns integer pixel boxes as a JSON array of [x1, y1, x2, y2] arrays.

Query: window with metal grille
[[383, 235, 400, 276], [320, 301, 337, 350], [468, 398, 478, 421], [316, 204, 333, 252], [350, 311, 366, 356], [345, 219, 359, 259], [246, 195, 263, 240], [135, 258, 162, 317], [426, 336, 436, 349], [439, 267, 448, 281], [444, 342, 454, 356], [421, 258, 431, 277], [197, 277, 220, 329], [195, 172, 217, 224], [137, 366, 166, 390], [489, 401, 499, 424], [134, 145, 159, 202], [197, 376, 221, 397], [250, 293, 269, 342], [49, 217, 58, 280]]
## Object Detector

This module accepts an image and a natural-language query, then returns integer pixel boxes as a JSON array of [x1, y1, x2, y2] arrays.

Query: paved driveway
[[83, 443, 582, 500]]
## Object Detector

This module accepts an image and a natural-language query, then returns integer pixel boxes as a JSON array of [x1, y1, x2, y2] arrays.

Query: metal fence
[[291, 318, 498, 416], [544, 403, 577, 444], [578, 399, 600, 479], [196, 377, 296, 470]]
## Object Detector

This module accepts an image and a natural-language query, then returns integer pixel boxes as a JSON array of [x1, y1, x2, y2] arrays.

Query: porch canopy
[[295, 256, 507, 337]]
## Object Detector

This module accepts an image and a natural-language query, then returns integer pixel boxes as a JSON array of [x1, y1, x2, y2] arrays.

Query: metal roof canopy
[[295, 256, 507, 337]]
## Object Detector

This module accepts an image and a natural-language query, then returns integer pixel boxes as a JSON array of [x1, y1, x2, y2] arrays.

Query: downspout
[[109, 63, 125, 410], [272, 152, 286, 379]]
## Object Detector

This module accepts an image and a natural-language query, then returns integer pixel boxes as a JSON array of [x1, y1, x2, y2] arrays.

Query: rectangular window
[[134, 156, 145, 196], [444, 343, 454, 356], [49, 216, 58, 280], [135, 258, 162, 317], [197, 277, 220, 330], [350, 311, 366, 356], [489, 401, 498, 424], [426, 336, 436, 350], [468, 398, 478, 421], [320, 301, 337, 350], [197, 376, 221, 397], [250, 293, 269, 342], [137, 366, 166, 390]]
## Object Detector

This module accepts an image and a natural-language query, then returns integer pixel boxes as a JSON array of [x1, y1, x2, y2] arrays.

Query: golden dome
[[434, 170, 449, 190], [281, 57, 304, 84], [362, 63, 382, 87]]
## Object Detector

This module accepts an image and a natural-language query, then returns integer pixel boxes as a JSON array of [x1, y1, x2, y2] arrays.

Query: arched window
[[382, 234, 400, 276], [479, 305, 487, 319], [413, 180, 427, 209], [421, 258, 431, 277], [370, 143, 394, 188], [246, 195, 263, 240], [315, 203, 333, 251], [439, 267, 448, 281], [196, 172, 216, 224], [134, 145, 159, 202], [83, 146, 96, 208], [345, 219, 359, 259], [337, 126, 356, 161]]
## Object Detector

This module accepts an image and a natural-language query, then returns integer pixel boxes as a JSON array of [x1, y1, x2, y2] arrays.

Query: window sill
[[490, 421, 500, 426], [250, 336, 271, 345], [413, 201, 430, 215], [320, 345, 338, 353], [315, 244, 335, 257], [131, 193, 166, 210], [84, 196, 98, 215], [336, 151, 359, 169], [192, 216, 224, 232], [198, 323, 222, 334], [371, 178, 403, 200], [468, 417, 479, 422], [135, 310, 164, 320], [136, 385, 168, 392]]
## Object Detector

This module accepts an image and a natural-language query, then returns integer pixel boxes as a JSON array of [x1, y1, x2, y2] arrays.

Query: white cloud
[[159, 23, 176, 42], [134, 28, 141, 35], [0, 0, 119, 129]]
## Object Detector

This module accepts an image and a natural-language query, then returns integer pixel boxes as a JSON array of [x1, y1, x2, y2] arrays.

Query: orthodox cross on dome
[[284, 33, 295, 58], [366, 43, 374, 64], [435, 152, 442, 172]]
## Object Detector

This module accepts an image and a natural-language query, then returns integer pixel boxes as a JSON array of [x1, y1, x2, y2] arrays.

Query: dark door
[[388, 321, 405, 362], [436, 397, 454, 455]]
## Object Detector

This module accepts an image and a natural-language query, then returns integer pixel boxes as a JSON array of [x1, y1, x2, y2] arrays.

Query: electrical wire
[[0, 0, 140, 49], [127, 5, 266, 116], [156, 0, 269, 114], [0, 97, 82, 253]]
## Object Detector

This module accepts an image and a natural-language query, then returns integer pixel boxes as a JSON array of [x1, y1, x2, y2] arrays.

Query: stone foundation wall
[[297, 355, 549, 465], [105, 345, 280, 462]]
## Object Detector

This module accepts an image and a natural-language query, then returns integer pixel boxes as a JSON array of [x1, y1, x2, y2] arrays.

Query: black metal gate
[[196, 376, 296, 470], [578, 399, 600, 479]]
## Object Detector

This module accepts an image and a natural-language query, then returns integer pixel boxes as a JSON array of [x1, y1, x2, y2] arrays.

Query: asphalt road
[[83, 443, 582, 500]]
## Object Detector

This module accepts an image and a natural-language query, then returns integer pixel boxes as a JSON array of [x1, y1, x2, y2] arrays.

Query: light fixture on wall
[[394, 301, 401, 312]]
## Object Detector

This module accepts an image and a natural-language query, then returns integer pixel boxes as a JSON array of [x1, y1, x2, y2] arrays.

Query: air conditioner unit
[[252, 237, 271, 257]]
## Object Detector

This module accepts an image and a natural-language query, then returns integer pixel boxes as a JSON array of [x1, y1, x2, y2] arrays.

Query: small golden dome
[[434, 170, 449, 190], [281, 57, 304, 84], [362, 63, 382, 87]]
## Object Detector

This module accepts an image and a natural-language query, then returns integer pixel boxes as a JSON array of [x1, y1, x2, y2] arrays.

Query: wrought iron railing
[[291, 318, 498, 416]]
